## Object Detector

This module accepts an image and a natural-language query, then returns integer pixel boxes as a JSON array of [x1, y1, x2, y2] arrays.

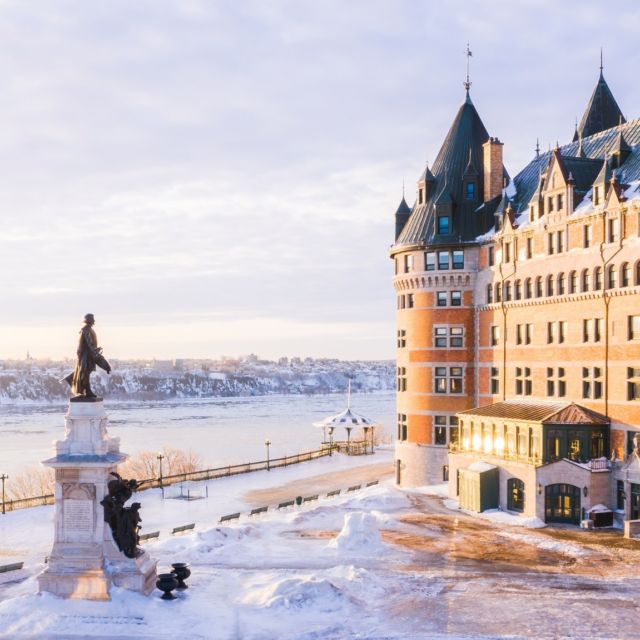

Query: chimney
[[483, 137, 504, 202]]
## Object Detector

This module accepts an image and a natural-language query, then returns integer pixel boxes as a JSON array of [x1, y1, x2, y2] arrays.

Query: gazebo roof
[[312, 382, 380, 429]]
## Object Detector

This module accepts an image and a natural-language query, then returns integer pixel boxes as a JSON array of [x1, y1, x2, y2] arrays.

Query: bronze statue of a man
[[63, 313, 111, 400]]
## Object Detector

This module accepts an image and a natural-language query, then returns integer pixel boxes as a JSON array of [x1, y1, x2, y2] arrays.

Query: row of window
[[397, 294, 414, 309], [494, 218, 621, 265], [486, 261, 640, 304], [396, 414, 459, 446], [398, 250, 465, 274], [396, 364, 637, 399]]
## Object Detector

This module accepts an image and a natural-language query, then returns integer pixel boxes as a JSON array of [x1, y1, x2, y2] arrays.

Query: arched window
[[594, 266, 603, 290], [487, 284, 493, 304], [621, 262, 630, 287], [504, 281, 512, 301], [495, 283, 502, 302], [546, 274, 554, 297], [582, 269, 591, 292], [607, 264, 617, 289], [535, 276, 543, 298], [569, 270, 577, 294], [507, 478, 525, 512], [514, 280, 522, 300], [524, 278, 532, 299], [557, 272, 565, 295]]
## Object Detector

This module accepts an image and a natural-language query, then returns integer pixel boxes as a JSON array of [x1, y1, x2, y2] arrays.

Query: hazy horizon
[[1, 1, 639, 360]]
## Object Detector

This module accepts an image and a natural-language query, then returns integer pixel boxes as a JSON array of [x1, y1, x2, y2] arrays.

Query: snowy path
[[2, 449, 640, 639]]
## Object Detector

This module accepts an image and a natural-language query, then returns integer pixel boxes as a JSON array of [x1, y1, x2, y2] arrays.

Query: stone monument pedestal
[[38, 400, 157, 600]]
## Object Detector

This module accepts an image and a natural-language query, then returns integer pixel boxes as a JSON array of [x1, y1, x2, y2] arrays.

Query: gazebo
[[312, 382, 380, 455]]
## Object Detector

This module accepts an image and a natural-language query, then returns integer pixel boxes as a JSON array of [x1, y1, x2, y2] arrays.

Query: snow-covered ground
[[2, 448, 640, 639]]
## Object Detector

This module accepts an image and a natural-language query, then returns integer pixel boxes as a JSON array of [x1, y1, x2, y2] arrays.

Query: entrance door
[[631, 484, 640, 520], [545, 483, 581, 525]]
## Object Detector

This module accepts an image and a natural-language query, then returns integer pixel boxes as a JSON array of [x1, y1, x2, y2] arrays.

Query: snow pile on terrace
[[240, 574, 346, 612], [327, 511, 383, 553]]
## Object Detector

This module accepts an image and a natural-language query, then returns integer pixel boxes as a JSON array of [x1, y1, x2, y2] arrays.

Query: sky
[[0, 0, 639, 361]]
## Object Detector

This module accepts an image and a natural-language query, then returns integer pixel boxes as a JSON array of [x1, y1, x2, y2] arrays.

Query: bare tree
[[7, 467, 55, 500]]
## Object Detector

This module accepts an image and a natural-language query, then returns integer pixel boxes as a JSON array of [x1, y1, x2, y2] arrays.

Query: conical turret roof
[[575, 71, 625, 140], [395, 196, 411, 216], [395, 93, 493, 248]]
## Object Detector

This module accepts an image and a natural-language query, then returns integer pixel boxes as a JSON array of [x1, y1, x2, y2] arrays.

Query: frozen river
[[0, 391, 395, 477]]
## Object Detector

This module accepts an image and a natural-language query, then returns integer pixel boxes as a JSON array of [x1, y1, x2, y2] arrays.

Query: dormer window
[[547, 196, 554, 212], [557, 194, 563, 210], [465, 182, 475, 200], [594, 187, 599, 206], [437, 216, 450, 235], [418, 188, 424, 205]]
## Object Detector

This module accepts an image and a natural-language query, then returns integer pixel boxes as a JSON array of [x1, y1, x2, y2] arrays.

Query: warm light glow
[[494, 436, 505, 454], [462, 437, 470, 450], [483, 435, 493, 453], [472, 434, 481, 450]]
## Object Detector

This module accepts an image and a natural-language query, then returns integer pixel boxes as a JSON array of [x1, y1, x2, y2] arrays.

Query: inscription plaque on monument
[[63, 500, 94, 541]]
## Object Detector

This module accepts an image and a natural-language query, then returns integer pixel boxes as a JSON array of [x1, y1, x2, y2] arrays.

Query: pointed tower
[[390, 87, 507, 487], [394, 195, 411, 241], [574, 64, 625, 140]]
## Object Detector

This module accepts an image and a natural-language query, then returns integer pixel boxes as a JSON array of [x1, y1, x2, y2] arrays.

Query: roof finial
[[600, 47, 603, 76], [347, 378, 352, 409], [535, 138, 540, 159], [463, 43, 472, 94], [402, 177, 405, 199]]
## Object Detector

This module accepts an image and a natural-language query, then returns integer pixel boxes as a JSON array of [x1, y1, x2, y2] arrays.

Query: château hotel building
[[391, 66, 640, 525]]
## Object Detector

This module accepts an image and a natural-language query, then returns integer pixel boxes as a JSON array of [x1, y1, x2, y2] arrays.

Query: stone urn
[[171, 563, 191, 590], [156, 573, 179, 600]]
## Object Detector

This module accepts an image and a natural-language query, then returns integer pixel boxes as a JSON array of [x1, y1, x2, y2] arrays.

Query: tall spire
[[600, 46, 603, 77], [463, 43, 472, 94]]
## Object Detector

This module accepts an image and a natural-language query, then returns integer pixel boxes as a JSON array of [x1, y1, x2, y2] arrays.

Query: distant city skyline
[[1, 1, 638, 360]]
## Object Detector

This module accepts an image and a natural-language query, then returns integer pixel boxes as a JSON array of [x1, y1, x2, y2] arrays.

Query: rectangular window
[[558, 367, 566, 397], [548, 196, 554, 212], [434, 367, 447, 394], [547, 232, 554, 255], [594, 318, 602, 343], [629, 316, 640, 340], [450, 327, 464, 347], [584, 224, 592, 248], [490, 367, 499, 394], [516, 324, 523, 345], [504, 242, 511, 263], [397, 329, 406, 348], [465, 182, 475, 200], [450, 367, 463, 393], [583, 319, 592, 343], [397, 413, 408, 441], [628, 368, 640, 401], [450, 291, 462, 307], [434, 327, 447, 348], [557, 230, 564, 253], [438, 251, 449, 270], [608, 217, 620, 243], [488, 246, 494, 266], [558, 321, 567, 344], [525, 323, 533, 345], [438, 216, 450, 235], [491, 325, 500, 346], [404, 255, 413, 273], [547, 321, 555, 344], [546, 367, 566, 397], [436, 291, 447, 307], [397, 366, 407, 392], [425, 251, 436, 271], [452, 250, 464, 270], [516, 367, 532, 396], [557, 194, 563, 210], [526, 237, 533, 259], [434, 416, 447, 445], [515, 367, 522, 395], [582, 367, 603, 399], [407, 293, 414, 308]]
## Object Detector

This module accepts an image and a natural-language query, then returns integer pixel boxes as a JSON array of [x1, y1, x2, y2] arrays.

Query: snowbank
[[327, 511, 383, 553]]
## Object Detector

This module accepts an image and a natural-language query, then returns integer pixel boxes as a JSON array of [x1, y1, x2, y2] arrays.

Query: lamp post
[[0, 474, 7, 515], [363, 426, 370, 455], [157, 453, 165, 499], [370, 425, 375, 454], [345, 427, 352, 455], [328, 427, 335, 456], [265, 439, 271, 471]]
